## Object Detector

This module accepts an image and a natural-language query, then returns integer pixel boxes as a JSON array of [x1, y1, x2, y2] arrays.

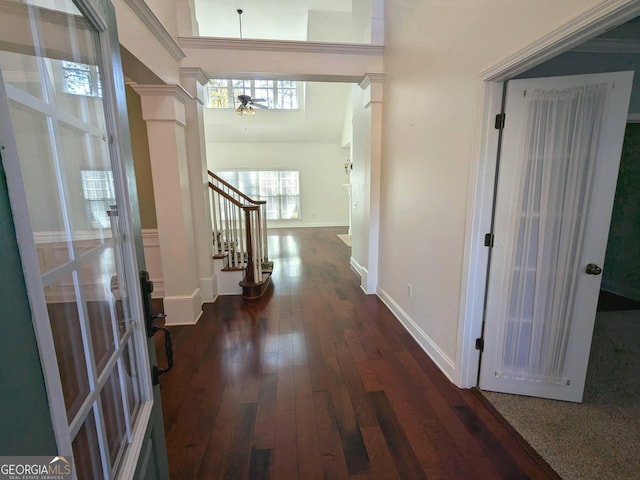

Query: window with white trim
[[207, 79, 299, 110], [81, 170, 115, 229], [217, 170, 300, 220], [61, 60, 102, 97]]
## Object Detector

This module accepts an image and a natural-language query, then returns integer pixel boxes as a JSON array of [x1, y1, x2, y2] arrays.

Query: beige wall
[[125, 85, 158, 229], [379, 0, 607, 368]]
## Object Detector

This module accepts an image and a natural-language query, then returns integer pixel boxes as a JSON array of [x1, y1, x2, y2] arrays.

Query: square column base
[[199, 274, 218, 303], [163, 288, 203, 325]]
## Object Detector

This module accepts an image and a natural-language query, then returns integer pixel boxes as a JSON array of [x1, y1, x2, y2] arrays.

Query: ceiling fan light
[[247, 106, 255, 116]]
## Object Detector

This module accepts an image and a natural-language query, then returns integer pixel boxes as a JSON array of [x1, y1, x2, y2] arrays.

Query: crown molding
[[130, 84, 193, 104], [480, 0, 640, 81], [180, 67, 208, 85], [123, 0, 185, 61], [178, 37, 384, 56], [572, 38, 640, 53]]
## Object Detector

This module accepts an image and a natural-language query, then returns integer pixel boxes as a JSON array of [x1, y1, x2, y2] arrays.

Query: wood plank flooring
[[158, 227, 560, 479]]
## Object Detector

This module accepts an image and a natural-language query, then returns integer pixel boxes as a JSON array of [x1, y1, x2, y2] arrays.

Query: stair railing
[[208, 182, 263, 283], [208, 171, 268, 280]]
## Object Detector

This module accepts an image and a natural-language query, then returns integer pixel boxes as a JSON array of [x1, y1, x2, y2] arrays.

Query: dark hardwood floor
[[157, 227, 560, 479]]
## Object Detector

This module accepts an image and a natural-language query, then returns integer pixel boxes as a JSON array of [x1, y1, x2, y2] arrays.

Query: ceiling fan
[[235, 94, 268, 116]]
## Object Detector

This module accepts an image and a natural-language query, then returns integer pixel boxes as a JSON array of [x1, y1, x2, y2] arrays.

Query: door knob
[[585, 263, 602, 275]]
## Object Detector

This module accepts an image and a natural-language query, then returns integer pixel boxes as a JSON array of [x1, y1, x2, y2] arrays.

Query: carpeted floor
[[482, 309, 640, 480]]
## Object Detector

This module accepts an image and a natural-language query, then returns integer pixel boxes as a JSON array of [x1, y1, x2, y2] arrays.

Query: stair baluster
[[208, 171, 271, 299]]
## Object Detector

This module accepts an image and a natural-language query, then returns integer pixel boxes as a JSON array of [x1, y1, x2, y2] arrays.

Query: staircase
[[208, 170, 273, 299]]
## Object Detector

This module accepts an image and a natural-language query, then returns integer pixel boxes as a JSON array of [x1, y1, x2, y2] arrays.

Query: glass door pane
[[0, 1, 147, 477]]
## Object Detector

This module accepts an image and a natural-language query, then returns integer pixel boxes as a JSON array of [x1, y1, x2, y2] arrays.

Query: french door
[[0, 0, 168, 478], [479, 71, 633, 402]]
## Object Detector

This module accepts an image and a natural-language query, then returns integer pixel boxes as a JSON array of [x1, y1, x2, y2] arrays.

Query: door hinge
[[475, 337, 484, 352], [494, 113, 506, 130], [484, 233, 494, 247]]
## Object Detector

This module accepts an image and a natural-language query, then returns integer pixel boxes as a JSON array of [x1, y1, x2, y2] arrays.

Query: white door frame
[[456, 0, 640, 388]]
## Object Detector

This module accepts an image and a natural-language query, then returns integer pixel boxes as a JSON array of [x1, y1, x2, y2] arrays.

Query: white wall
[[207, 142, 349, 227], [307, 11, 352, 43], [352, 0, 373, 43], [379, 0, 609, 371], [145, 0, 178, 37]]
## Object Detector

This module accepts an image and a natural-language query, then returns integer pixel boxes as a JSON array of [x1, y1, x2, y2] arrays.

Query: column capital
[[130, 84, 193, 125], [180, 67, 208, 86], [180, 68, 209, 105], [131, 84, 192, 103], [359, 73, 384, 107]]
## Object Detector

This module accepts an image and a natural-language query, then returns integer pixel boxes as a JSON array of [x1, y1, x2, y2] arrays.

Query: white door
[[479, 71, 634, 402], [0, 0, 169, 478]]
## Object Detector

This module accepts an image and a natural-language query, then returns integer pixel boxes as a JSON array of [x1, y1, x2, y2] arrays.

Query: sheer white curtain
[[497, 83, 608, 385]]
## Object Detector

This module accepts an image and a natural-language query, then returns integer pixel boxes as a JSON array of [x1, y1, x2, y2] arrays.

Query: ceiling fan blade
[[251, 102, 268, 109]]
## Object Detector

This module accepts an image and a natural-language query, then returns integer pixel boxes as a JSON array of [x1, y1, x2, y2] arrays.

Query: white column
[[343, 183, 353, 236], [180, 68, 217, 302], [131, 84, 202, 325], [360, 73, 384, 294]]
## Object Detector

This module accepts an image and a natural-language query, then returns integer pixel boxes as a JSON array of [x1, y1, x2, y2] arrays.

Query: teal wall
[[602, 124, 640, 301], [0, 154, 56, 454]]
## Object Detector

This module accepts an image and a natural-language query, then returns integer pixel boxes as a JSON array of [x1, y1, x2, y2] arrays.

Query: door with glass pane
[[0, 0, 169, 478], [479, 72, 634, 402]]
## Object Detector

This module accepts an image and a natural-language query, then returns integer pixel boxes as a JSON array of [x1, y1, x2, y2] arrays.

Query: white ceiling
[[204, 81, 352, 144], [194, 0, 352, 40]]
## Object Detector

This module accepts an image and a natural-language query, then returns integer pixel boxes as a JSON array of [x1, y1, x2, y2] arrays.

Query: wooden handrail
[[208, 182, 256, 210], [208, 171, 270, 294], [208, 170, 266, 205]]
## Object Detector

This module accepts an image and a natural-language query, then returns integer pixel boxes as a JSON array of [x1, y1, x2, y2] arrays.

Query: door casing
[[456, 0, 640, 389]]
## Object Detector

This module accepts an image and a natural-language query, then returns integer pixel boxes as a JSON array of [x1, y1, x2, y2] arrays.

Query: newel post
[[243, 206, 256, 284]]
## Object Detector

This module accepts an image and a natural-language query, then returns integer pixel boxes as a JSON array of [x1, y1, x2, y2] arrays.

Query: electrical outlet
[[408, 283, 413, 298]]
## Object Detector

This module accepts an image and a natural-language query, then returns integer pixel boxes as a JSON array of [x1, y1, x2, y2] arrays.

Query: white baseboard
[[350, 256, 364, 277], [350, 257, 373, 294], [216, 270, 243, 295], [142, 229, 164, 299], [267, 221, 349, 229], [199, 274, 218, 303], [149, 279, 164, 299], [163, 288, 203, 325], [377, 287, 457, 383]]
